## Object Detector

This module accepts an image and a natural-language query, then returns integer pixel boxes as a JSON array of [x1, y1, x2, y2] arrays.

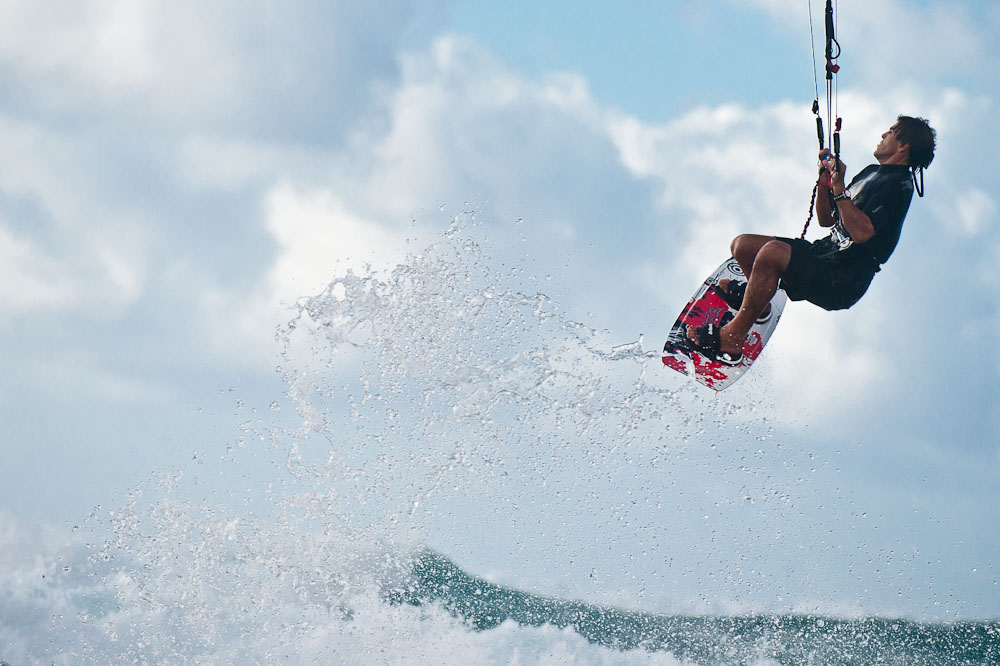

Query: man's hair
[[895, 115, 936, 169]]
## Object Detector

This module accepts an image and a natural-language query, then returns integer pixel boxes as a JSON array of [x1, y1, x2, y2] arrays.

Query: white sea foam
[[1, 510, 709, 666]]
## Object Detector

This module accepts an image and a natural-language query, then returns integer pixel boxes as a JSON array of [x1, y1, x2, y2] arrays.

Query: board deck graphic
[[662, 259, 786, 391]]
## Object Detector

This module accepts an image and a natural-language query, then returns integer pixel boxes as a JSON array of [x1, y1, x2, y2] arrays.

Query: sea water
[[2, 215, 997, 665]]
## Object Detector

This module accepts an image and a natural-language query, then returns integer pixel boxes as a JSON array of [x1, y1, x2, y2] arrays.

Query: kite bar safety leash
[[801, 0, 841, 239], [912, 166, 925, 197]]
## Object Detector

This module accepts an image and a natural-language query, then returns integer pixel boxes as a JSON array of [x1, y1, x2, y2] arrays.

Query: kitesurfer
[[687, 115, 936, 365]]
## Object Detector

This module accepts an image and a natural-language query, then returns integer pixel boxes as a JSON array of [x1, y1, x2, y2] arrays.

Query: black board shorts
[[775, 236, 876, 311]]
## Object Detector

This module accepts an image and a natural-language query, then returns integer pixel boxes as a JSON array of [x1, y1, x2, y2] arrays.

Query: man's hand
[[815, 149, 874, 242], [817, 149, 847, 194]]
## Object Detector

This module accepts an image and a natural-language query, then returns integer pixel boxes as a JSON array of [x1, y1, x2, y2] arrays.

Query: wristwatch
[[833, 190, 851, 202]]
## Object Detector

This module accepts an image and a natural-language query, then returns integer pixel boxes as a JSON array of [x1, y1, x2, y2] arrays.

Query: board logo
[[708, 306, 727, 321], [726, 259, 744, 276]]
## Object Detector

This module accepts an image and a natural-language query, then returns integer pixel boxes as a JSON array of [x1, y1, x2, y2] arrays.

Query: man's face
[[873, 123, 904, 163]]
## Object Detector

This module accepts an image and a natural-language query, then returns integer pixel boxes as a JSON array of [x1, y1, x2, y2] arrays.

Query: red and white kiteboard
[[662, 258, 786, 391]]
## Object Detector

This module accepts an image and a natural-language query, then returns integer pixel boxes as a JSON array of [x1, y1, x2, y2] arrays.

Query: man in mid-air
[[687, 115, 936, 365]]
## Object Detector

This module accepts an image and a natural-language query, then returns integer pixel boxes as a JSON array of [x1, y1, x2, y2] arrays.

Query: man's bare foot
[[718, 277, 737, 293], [718, 322, 745, 358], [685, 313, 745, 366]]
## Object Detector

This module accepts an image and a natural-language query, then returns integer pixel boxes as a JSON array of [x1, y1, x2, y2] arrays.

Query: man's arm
[[816, 150, 875, 243], [815, 173, 835, 228]]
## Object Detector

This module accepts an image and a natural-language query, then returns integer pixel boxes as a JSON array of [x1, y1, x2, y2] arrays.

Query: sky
[[1, 0, 999, 622]]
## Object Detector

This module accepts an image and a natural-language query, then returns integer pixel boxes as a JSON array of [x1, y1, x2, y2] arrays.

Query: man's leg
[[730, 234, 778, 277], [719, 239, 791, 357], [687, 234, 786, 357]]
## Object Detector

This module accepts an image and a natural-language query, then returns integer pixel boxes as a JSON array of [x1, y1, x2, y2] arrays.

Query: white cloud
[[0, 1, 151, 95], [194, 182, 416, 364], [31, 348, 174, 404], [189, 35, 647, 363], [951, 189, 997, 236], [0, 118, 149, 318], [0, 0, 444, 137], [358, 36, 612, 221], [174, 136, 301, 193], [0, 222, 77, 313], [264, 182, 409, 303]]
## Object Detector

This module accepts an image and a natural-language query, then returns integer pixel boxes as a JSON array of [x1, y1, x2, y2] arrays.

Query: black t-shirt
[[814, 164, 914, 269]]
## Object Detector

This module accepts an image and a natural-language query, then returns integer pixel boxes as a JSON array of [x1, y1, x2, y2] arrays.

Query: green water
[[392, 550, 1000, 666]]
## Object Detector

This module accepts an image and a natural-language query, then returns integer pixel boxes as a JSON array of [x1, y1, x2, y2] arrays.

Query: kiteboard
[[662, 258, 786, 391]]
